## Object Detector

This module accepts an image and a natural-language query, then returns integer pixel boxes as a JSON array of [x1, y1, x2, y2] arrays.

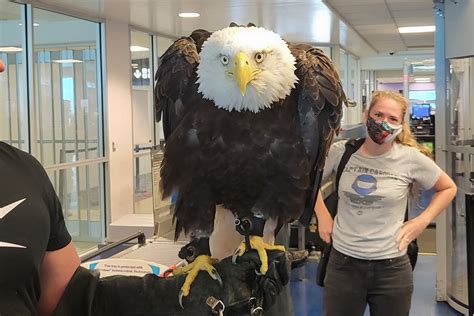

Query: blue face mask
[[366, 116, 402, 145]]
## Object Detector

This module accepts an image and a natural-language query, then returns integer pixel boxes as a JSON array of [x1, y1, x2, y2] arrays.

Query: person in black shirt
[[0, 59, 291, 316], [0, 133, 80, 315]]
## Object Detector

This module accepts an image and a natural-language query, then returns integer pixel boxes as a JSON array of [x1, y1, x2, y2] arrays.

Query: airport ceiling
[[15, 0, 435, 56], [325, 0, 435, 52]]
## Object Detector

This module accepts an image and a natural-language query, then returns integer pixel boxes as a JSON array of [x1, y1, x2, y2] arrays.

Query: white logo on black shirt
[[0, 198, 27, 248], [0, 198, 26, 219]]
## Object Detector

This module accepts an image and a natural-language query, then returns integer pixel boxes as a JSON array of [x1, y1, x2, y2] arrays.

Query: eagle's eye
[[220, 55, 229, 65], [255, 52, 265, 63]]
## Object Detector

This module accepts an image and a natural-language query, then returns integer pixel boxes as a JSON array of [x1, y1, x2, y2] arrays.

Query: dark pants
[[323, 248, 413, 316]]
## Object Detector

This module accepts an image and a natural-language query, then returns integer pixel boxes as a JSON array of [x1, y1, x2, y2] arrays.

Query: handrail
[[80, 231, 146, 262], [134, 145, 153, 153]]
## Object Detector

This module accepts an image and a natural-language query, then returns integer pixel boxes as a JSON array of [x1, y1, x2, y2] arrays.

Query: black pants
[[323, 248, 413, 316]]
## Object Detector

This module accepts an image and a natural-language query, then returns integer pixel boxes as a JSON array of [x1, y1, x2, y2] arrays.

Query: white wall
[[103, 20, 134, 222], [445, 1, 474, 59]]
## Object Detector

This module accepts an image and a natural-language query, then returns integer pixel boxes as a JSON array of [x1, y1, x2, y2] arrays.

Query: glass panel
[[47, 163, 105, 252], [347, 54, 357, 101], [131, 30, 154, 214], [339, 49, 348, 93], [339, 49, 348, 124], [33, 9, 103, 165], [448, 152, 469, 305], [447, 57, 474, 146], [0, 1, 28, 151]]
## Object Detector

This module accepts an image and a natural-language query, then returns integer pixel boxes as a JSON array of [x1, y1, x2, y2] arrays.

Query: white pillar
[[103, 20, 134, 223]]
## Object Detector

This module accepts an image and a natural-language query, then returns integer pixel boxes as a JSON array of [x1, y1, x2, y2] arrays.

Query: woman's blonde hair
[[368, 90, 432, 158]]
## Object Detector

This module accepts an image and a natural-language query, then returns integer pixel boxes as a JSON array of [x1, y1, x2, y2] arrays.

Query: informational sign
[[81, 258, 168, 278], [131, 58, 150, 86]]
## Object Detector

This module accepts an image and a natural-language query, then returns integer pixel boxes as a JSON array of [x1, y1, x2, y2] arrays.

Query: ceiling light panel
[[398, 26, 435, 33]]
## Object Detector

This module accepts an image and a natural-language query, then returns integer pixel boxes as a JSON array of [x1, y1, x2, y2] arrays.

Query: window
[[33, 8, 105, 251], [131, 30, 154, 214], [0, 1, 28, 151]]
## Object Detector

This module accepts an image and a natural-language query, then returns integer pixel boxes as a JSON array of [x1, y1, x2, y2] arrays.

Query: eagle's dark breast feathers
[[160, 94, 311, 238], [155, 29, 345, 239]]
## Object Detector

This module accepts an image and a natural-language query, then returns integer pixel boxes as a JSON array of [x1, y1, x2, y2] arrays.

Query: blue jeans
[[323, 248, 413, 316]]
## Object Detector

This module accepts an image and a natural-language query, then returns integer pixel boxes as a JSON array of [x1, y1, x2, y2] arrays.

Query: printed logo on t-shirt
[[343, 174, 383, 207], [0, 198, 27, 248]]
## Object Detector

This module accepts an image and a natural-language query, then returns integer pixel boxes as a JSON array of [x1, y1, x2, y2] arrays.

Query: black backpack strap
[[335, 138, 365, 190]]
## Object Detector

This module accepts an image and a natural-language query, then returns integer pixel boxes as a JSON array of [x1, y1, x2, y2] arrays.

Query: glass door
[[131, 30, 154, 214], [446, 56, 474, 310]]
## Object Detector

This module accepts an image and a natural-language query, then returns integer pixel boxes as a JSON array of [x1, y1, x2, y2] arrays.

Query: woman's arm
[[314, 191, 334, 244], [396, 170, 457, 251], [38, 242, 81, 316]]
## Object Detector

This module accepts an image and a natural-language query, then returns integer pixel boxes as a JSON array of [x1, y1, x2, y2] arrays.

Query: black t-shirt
[[0, 142, 71, 315]]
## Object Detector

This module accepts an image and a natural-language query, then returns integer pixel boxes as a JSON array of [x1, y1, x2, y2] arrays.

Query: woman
[[315, 90, 457, 316]]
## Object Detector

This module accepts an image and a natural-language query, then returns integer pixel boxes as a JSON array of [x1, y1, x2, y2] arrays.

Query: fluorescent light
[[130, 46, 150, 52], [0, 47, 23, 52], [178, 12, 200, 18], [18, 23, 39, 26], [413, 65, 435, 71], [414, 77, 430, 82], [52, 59, 83, 64], [398, 26, 435, 34]]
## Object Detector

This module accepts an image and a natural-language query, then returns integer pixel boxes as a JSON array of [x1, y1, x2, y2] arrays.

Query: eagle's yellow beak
[[234, 51, 257, 96]]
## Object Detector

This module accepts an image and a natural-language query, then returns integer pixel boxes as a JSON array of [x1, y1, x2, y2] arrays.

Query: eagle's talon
[[178, 290, 185, 309], [232, 248, 240, 264], [177, 254, 220, 305], [209, 268, 223, 287], [236, 236, 286, 274]]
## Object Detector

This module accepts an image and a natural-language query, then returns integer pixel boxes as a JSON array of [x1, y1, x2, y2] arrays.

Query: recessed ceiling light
[[130, 46, 150, 52], [178, 12, 200, 18], [0, 47, 23, 52], [398, 26, 435, 34]]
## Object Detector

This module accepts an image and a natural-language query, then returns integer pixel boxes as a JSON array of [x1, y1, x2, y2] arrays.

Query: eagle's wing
[[154, 29, 211, 140], [289, 44, 346, 225]]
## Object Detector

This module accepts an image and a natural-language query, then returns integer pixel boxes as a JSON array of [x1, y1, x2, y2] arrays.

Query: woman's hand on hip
[[396, 216, 430, 251], [317, 210, 334, 244]]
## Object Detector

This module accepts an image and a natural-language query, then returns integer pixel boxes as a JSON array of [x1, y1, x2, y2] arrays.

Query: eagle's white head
[[196, 26, 298, 113]]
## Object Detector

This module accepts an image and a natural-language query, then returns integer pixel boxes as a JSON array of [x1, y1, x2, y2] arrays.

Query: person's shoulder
[[0, 142, 45, 172], [0, 142, 30, 160], [396, 143, 431, 160]]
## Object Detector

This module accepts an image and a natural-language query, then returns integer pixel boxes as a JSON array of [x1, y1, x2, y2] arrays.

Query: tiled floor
[[290, 255, 463, 316]]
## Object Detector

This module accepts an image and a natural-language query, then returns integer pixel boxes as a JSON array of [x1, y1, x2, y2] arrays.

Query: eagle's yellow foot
[[232, 236, 286, 274], [173, 255, 221, 308]]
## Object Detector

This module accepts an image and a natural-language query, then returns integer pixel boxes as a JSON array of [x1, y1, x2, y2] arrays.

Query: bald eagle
[[155, 23, 345, 302]]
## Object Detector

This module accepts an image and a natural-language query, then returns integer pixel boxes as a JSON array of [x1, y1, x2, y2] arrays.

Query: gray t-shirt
[[322, 140, 441, 259]]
